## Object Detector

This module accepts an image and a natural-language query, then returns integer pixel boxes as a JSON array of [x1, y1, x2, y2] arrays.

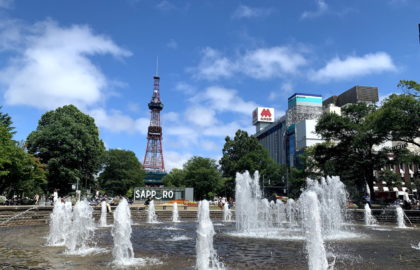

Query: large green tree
[[99, 149, 144, 196], [27, 105, 105, 194], [220, 130, 286, 198], [0, 110, 46, 197], [183, 156, 224, 200], [313, 102, 399, 200]]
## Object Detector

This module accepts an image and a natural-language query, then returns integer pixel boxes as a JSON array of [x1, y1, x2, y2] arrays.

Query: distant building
[[253, 93, 324, 169], [323, 85, 378, 108], [255, 117, 287, 165]]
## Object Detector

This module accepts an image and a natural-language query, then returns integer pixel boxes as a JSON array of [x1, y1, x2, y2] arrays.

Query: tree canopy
[[220, 130, 286, 198], [313, 103, 388, 199], [99, 149, 145, 196], [0, 109, 46, 197], [27, 105, 105, 194], [163, 168, 186, 187], [162, 156, 224, 200], [372, 92, 420, 148], [183, 156, 224, 200]]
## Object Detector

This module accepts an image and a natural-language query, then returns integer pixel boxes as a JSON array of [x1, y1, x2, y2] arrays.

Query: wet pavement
[[0, 221, 419, 269]]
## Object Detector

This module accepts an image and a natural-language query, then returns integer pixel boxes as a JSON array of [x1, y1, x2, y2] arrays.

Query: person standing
[[34, 194, 40, 205]]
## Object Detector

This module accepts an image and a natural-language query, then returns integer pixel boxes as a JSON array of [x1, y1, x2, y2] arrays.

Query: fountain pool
[[1, 221, 419, 269]]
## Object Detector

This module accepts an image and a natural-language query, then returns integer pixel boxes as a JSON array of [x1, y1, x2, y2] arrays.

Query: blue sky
[[0, 0, 419, 170]]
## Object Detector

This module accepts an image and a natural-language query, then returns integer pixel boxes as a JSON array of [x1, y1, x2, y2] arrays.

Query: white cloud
[[200, 140, 220, 151], [311, 52, 396, 82], [89, 108, 149, 134], [301, 0, 328, 19], [232, 5, 272, 19], [185, 106, 217, 127], [194, 46, 307, 80], [194, 47, 235, 80], [192, 86, 257, 115], [162, 111, 180, 123], [165, 151, 192, 171], [175, 81, 196, 95], [0, 20, 131, 110], [241, 47, 307, 79]]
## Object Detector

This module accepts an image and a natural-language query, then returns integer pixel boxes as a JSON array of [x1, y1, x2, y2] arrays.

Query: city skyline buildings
[[0, 0, 419, 171]]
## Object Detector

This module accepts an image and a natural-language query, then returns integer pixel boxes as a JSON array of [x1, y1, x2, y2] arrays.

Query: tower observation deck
[[143, 76, 166, 185]]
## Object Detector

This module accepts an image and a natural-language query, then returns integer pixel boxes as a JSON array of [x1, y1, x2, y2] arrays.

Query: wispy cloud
[[193, 46, 308, 80], [232, 5, 272, 19], [0, 0, 14, 9], [310, 52, 396, 82], [166, 38, 178, 49], [268, 82, 293, 101], [155, 0, 176, 11], [301, 0, 328, 19]]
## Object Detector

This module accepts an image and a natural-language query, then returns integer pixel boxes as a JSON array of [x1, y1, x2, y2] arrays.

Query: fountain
[[223, 203, 232, 222], [147, 200, 159, 223], [396, 205, 406, 228], [100, 201, 107, 227], [305, 177, 347, 236], [274, 199, 286, 226], [232, 171, 354, 241], [235, 171, 265, 233], [196, 200, 224, 270], [172, 202, 180, 222], [286, 198, 297, 226], [364, 204, 377, 226], [47, 200, 67, 246], [65, 199, 97, 255], [300, 190, 329, 270], [112, 198, 140, 265]]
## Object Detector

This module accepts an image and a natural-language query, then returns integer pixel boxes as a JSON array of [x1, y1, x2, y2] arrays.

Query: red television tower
[[143, 75, 165, 174]]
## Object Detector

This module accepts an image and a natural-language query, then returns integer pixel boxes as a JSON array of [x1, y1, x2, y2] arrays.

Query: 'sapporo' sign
[[134, 189, 174, 200]]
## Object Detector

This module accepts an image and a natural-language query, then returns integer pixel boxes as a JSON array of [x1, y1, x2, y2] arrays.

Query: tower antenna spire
[[155, 56, 159, 76]]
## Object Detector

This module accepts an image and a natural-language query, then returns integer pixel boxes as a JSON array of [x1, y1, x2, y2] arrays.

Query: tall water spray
[[235, 171, 264, 232], [196, 200, 224, 270], [147, 200, 158, 223], [223, 203, 232, 222], [65, 199, 96, 255], [112, 198, 136, 265], [274, 199, 286, 226], [364, 204, 377, 226], [100, 201, 107, 227], [305, 176, 347, 235], [47, 200, 66, 246], [396, 205, 406, 228], [300, 191, 329, 270], [172, 202, 180, 222], [286, 199, 297, 226]]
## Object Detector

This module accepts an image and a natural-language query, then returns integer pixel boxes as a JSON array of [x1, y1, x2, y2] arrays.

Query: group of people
[[215, 197, 233, 209]]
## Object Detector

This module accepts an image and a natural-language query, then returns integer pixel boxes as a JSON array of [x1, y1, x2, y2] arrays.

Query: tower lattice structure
[[143, 76, 165, 173]]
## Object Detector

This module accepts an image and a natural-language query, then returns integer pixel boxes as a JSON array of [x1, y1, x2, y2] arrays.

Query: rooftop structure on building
[[286, 93, 323, 127], [323, 85, 379, 108]]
